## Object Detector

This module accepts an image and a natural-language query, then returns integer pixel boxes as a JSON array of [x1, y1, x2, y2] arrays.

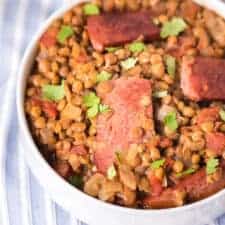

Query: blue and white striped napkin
[[0, 1, 225, 225]]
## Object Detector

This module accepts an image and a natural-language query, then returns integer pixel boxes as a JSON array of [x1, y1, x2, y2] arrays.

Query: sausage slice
[[181, 57, 225, 101], [87, 11, 160, 51], [94, 77, 154, 173]]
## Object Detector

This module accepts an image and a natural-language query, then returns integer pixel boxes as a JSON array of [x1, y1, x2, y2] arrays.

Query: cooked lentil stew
[[25, 0, 225, 209]]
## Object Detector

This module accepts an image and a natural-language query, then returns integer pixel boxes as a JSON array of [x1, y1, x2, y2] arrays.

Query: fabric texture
[[0, 1, 225, 225]]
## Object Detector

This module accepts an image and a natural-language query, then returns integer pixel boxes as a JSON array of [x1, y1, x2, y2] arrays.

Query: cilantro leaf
[[96, 71, 112, 83], [87, 104, 99, 118], [69, 174, 83, 189], [105, 47, 120, 52], [42, 80, 65, 101], [150, 159, 165, 170], [176, 168, 195, 178], [166, 55, 176, 77], [83, 92, 100, 108], [83, 3, 100, 15], [160, 17, 187, 39], [153, 90, 168, 98], [206, 158, 219, 175], [120, 57, 137, 70], [129, 42, 146, 53], [164, 111, 178, 131], [219, 109, 225, 121], [99, 104, 110, 113], [57, 25, 74, 44], [107, 165, 117, 180]]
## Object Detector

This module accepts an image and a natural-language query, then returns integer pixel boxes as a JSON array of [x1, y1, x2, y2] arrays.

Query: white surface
[[16, 1, 225, 225]]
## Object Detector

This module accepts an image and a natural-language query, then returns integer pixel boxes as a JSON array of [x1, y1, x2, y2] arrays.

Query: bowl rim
[[16, 0, 225, 215]]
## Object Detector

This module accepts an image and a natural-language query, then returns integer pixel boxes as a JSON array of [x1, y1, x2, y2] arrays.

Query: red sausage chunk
[[87, 11, 160, 51], [206, 132, 225, 155], [144, 166, 225, 208], [94, 77, 154, 173], [181, 57, 225, 101]]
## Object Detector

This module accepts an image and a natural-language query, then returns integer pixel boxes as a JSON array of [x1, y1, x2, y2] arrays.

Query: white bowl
[[17, 1, 225, 225]]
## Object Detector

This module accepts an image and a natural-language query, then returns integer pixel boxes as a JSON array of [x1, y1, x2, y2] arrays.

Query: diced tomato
[[159, 136, 172, 148], [147, 172, 163, 197], [143, 188, 184, 209], [206, 132, 225, 155], [40, 28, 58, 48], [42, 101, 58, 119]]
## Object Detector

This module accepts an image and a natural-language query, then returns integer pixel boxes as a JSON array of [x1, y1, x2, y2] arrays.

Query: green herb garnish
[[107, 165, 117, 180], [153, 90, 168, 98], [87, 104, 99, 118], [99, 104, 110, 113], [42, 80, 65, 101], [83, 3, 100, 15], [164, 111, 178, 131], [120, 57, 137, 70], [160, 17, 187, 39], [69, 174, 83, 189], [129, 42, 146, 53], [57, 25, 74, 44], [83, 92, 110, 118], [176, 168, 195, 178], [150, 159, 165, 170], [166, 55, 176, 77], [206, 158, 219, 175], [83, 92, 100, 108], [96, 71, 112, 83], [219, 109, 225, 121], [105, 47, 120, 52]]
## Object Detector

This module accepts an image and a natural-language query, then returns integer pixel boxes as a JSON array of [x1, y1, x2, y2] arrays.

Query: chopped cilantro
[[83, 3, 100, 15], [176, 168, 195, 178], [206, 158, 219, 175], [83, 92, 110, 118], [107, 165, 117, 180], [150, 159, 165, 170], [83, 92, 100, 108], [164, 111, 178, 131], [129, 42, 146, 53], [42, 80, 65, 101], [57, 25, 74, 44], [96, 71, 112, 83], [120, 57, 137, 70], [166, 55, 176, 77], [160, 17, 187, 39], [219, 109, 225, 121], [105, 47, 120, 52], [99, 104, 110, 113], [87, 104, 99, 118]]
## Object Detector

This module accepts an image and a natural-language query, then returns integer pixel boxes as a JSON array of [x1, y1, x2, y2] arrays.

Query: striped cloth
[[0, 1, 225, 225]]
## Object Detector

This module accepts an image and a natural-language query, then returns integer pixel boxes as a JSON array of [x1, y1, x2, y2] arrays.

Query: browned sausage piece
[[87, 11, 160, 51], [144, 165, 225, 208], [181, 57, 225, 101], [143, 189, 185, 209], [206, 132, 225, 156], [177, 167, 225, 202], [95, 77, 153, 173]]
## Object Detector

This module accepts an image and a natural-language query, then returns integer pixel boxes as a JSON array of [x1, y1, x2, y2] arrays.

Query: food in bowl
[[24, 0, 225, 209]]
